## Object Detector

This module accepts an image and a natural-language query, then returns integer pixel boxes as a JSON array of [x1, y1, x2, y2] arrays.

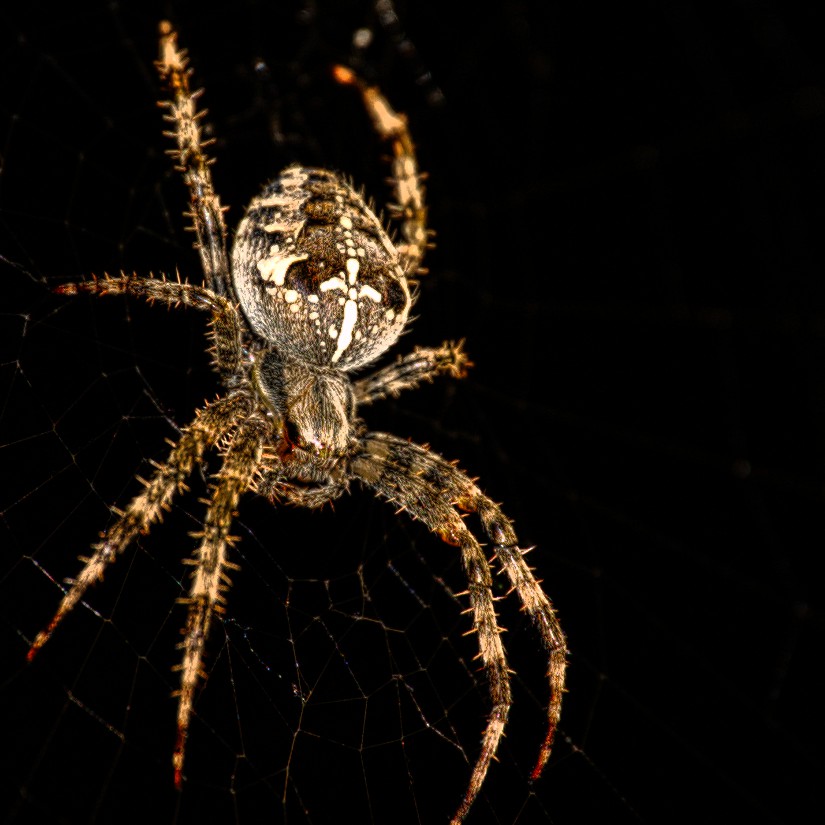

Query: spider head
[[254, 352, 354, 456], [231, 165, 411, 372]]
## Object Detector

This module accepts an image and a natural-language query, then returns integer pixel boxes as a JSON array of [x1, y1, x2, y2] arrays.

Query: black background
[[2, 1, 824, 823]]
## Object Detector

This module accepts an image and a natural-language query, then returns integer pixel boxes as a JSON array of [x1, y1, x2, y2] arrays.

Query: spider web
[[2, 2, 824, 824]]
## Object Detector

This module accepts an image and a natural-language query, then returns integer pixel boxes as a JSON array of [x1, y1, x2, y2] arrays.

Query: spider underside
[[28, 22, 567, 824]]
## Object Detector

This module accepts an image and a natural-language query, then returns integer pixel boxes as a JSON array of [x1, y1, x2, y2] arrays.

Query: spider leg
[[55, 273, 243, 383], [354, 340, 471, 406], [27, 392, 251, 661], [352, 434, 512, 824], [333, 66, 429, 277], [173, 412, 267, 787], [156, 21, 231, 297], [351, 432, 567, 823], [467, 503, 566, 782]]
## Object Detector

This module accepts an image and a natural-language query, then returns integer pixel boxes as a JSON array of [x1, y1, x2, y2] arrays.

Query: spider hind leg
[[156, 21, 231, 297], [334, 65, 430, 277]]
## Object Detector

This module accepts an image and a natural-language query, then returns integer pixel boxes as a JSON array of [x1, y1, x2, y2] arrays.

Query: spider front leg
[[156, 21, 231, 297], [352, 432, 567, 823], [27, 392, 252, 661], [353, 435, 510, 824], [354, 340, 471, 406], [173, 413, 268, 786], [469, 499, 567, 782]]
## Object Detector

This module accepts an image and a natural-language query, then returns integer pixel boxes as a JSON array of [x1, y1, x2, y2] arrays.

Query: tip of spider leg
[[173, 742, 186, 789], [26, 637, 47, 662], [27, 617, 60, 661], [529, 750, 552, 783], [331, 64, 358, 87]]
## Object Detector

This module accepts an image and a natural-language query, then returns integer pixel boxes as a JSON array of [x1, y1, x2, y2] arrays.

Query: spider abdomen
[[232, 165, 411, 370]]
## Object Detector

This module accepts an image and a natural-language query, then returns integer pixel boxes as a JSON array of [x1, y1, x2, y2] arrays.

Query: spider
[[27, 21, 567, 824]]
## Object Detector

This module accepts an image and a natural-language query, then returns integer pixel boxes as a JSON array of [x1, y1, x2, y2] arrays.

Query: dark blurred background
[[2, 1, 823, 823]]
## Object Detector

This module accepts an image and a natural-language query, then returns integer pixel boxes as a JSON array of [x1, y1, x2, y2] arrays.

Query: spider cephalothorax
[[27, 22, 567, 824]]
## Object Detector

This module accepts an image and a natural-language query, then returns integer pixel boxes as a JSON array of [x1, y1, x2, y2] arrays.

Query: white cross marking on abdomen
[[320, 257, 382, 363]]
